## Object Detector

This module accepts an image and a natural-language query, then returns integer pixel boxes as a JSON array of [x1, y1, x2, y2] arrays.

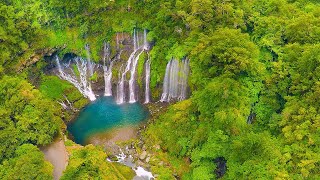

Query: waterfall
[[136, 29, 140, 51], [168, 59, 179, 100], [85, 44, 94, 76], [116, 28, 147, 104], [102, 42, 109, 66], [116, 49, 138, 104], [129, 50, 144, 103], [144, 54, 151, 104], [160, 58, 189, 102], [133, 29, 137, 51], [55, 56, 96, 101], [160, 60, 171, 102], [178, 59, 189, 100], [104, 62, 113, 96], [143, 29, 148, 50], [116, 65, 126, 104], [103, 42, 113, 96]]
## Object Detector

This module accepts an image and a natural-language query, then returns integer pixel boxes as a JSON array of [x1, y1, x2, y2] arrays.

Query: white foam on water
[[134, 166, 154, 180]]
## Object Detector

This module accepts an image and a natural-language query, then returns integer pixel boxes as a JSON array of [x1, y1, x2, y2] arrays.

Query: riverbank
[[87, 125, 139, 150], [40, 139, 68, 180]]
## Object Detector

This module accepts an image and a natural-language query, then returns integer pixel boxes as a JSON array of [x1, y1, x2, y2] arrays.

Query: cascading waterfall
[[144, 54, 151, 104], [178, 59, 189, 100], [53, 29, 193, 104], [116, 49, 138, 104], [104, 62, 114, 96], [103, 42, 113, 96], [160, 60, 172, 102], [160, 58, 189, 102], [168, 59, 179, 99], [129, 50, 144, 103], [116, 28, 147, 104], [133, 29, 137, 51], [117, 65, 126, 104], [143, 29, 148, 50], [55, 56, 96, 101], [85, 44, 94, 76]]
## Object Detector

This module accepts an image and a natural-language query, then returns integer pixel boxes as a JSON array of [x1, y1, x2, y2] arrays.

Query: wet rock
[[142, 145, 147, 151], [138, 141, 143, 148], [146, 157, 150, 163], [107, 155, 118, 161], [139, 151, 147, 160], [129, 149, 136, 155], [137, 160, 145, 166]]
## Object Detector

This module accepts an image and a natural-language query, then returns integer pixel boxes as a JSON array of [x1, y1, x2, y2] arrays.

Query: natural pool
[[68, 96, 149, 145]]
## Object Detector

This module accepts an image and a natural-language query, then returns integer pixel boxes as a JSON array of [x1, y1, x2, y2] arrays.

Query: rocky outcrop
[[17, 45, 66, 73]]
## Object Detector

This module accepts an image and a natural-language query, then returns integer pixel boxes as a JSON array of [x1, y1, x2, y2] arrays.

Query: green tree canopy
[[0, 144, 53, 180]]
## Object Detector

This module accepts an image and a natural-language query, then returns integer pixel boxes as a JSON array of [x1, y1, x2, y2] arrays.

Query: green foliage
[[195, 77, 251, 135], [1, 0, 320, 179], [89, 71, 98, 82], [190, 28, 261, 87], [40, 75, 73, 100], [0, 76, 61, 162], [137, 52, 147, 87], [143, 1, 320, 178], [0, 0, 49, 72], [146, 100, 197, 157], [62, 145, 135, 180], [39, 75, 88, 110], [0, 144, 53, 180]]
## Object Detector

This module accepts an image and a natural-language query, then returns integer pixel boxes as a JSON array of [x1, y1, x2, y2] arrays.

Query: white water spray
[[160, 58, 189, 102], [116, 28, 148, 104], [129, 50, 144, 103], [55, 56, 96, 101], [103, 42, 114, 96], [144, 54, 151, 104], [85, 44, 94, 77]]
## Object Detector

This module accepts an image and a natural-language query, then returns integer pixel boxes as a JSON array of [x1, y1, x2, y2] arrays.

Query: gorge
[[51, 29, 190, 180], [2, 0, 319, 179], [54, 29, 190, 105]]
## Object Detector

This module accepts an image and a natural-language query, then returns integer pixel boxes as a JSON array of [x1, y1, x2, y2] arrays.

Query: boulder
[[139, 151, 147, 160], [146, 157, 150, 163]]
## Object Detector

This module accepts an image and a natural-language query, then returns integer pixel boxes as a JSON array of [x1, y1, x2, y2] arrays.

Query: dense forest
[[1, 0, 320, 179]]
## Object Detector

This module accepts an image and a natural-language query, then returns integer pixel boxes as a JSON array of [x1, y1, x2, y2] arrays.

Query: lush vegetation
[[62, 144, 135, 179], [0, 76, 59, 179], [0, 76, 61, 162], [1, 0, 320, 179], [0, 144, 53, 179]]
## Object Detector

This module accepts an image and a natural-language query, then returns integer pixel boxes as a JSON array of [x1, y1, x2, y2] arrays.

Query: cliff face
[[17, 45, 66, 73], [44, 32, 156, 104]]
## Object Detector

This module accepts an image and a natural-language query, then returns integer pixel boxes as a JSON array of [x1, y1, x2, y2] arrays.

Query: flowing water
[[67, 97, 149, 145], [103, 42, 113, 96], [55, 56, 96, 101], [54, 29, 189, 105], [160, 58, 189, 102], [129, 51, 144, 103], [116, 28, 148, 104], [85, 44, 94, 77], [144, 55, 151, 103]]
